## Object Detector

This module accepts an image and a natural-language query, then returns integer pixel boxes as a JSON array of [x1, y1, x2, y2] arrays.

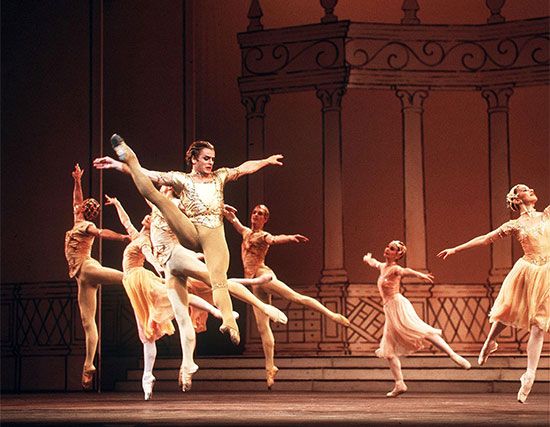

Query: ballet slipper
[[334, 314, 351, 327], [81, 366, 96, 391], [266, 366, 279, 390], [451, 354, 471, 370], [110, 133, 137, 164], [142, 373, 155, 401], [263, 304, 288, 325], [517, 371, 535, 403], [478, 340, 498, 366], [386, 381, 407, 398], [232, 311, 240, 320], [178, 363, 199, 392], [219, 324, 241, 345]]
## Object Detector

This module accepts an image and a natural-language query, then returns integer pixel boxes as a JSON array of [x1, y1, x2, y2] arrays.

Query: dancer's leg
[[111, 136, 199, 250], [142, 340, 157, 400], [252, 286, 278, 389], [386, 356, 407, 397], [76, 279, 99, 389], [478, 321, 507, 365], [79, 261, 123, 286], [196, 225, 239, 344], [426, 334, 471, 369], [165, 274, 197, 391], [262, 277, 349, 326], [188, 294, 239, 320], [227, 280, 287, 324], [518, 325, 545, 403]]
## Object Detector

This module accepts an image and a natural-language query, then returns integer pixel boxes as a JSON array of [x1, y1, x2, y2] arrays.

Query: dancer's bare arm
[[222, 205, 249, 235], [266, 233, 308, 245], [140, 240, 165, 277], [437, 228, 503, 259], [104, 195, 139, 240], [362, 252, 381, 269], [232, 154, 284, 178], [401, 268, 434, 283], [93, 156, 166, 184], [86, 223, 130, 242], [72, 164, 85, 223]]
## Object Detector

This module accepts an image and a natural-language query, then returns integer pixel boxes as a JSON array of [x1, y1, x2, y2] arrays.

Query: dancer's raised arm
[[231, 154, 284, 178], [223, 205, 249, 235], [362, 252, 381, 269], [437, 228, 504, 259], [401, 267, 434, 283], [93, 156, 166, 184], [105, 195, 139, 240], [72, 163, 84, 222]]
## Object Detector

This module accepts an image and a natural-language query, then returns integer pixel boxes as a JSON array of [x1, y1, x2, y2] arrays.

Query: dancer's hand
[[363, 253, 372, 263], [419, 272, 435, 283], [291, 234, 309, 243], [437, 248, 456, 259], [93, 156, 124, 172], [265, 154, 283, 166], [222, 204, 238, 221], [72, 163, 83, 180], [104, 194, 119, 206]]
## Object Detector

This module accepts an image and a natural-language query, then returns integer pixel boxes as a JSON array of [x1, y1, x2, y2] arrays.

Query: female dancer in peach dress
[[64, 164, 129, 389], [224, 204, 350, 389], [438, 184, 549, 403], [363, 241, 471, 397], [94, 135, 283, 347]]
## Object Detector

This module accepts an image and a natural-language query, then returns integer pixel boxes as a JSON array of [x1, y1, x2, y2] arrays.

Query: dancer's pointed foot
[[386, 381, 407, 398], [110, 133, 137, 164], [333, 313, 351, 327], [517, 371, 535, 403], [219, 324, 240, 345], [263, 304, 288, 325], [451, 353, 471, 370], [178, 363, 199, 392], [232, 310, 240, 320], [266, 366, 279, 390], [478, 340, 498, 366], [81, 365, 96, 391], [142, 373, 155, 401]]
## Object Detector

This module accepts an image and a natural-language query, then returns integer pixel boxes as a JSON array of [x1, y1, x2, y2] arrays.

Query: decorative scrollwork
[[243, 39, 342, 76]]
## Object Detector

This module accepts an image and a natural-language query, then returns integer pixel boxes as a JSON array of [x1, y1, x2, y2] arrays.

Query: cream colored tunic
[[64, 220, 95, 278]]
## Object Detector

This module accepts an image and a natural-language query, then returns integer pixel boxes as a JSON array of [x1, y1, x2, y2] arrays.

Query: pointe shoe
[[478, 340, 498, 366], [386, 381, 407, 398], [142, 373, 156, 401], [219, 324, 241, 345], [110, 133, 127, 160], [178, 363, 199, 392], [263, 304, 288, 325], [451, 354, 471, 370], [81, 366, 96, 391], [266, 366, 279, 390], [517, 371, 535, 403], [334, 314, 351, 327], [232, 311, 240, 320]]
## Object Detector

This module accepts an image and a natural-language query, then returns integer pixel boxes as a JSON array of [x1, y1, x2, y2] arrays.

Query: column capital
[[241, 93, 270, 119], [315, 86, 346, 112], [481, 86, 514, 112], [395, 88, 429, 112]]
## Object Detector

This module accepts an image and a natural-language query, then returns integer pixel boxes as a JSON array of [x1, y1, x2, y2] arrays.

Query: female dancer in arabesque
[[64, 164, 129, 389], [224, 204, 350, 389], [363, 241, 470, 397], [438, 184, 549, 403], [94, 135, 283, 346]]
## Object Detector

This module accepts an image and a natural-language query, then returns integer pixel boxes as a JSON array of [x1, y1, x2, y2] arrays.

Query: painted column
[[481, 87, 514, 285], [396, 88, 429, 281]]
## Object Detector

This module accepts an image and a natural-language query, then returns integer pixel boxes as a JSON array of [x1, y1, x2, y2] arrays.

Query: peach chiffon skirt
[[123, 267, 175, 343], [376, 293, 441, 358], [489, 257, 549, 332]]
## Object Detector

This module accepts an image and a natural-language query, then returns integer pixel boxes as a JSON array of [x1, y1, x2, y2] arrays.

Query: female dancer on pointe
[[94, 135, 283, 346], [146, 188, 288, 390], [363, 240, 471, 397], [438, 184, 549, 403], [224, 204, 351, 389], [64, 164, 129, 389]]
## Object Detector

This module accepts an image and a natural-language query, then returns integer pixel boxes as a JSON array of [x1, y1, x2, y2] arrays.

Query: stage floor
[[1, 391, 548, 427]]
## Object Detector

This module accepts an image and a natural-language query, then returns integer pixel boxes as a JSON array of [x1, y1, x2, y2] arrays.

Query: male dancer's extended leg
[[251, 285, 278, 389], [111, 136, 199, 250]]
